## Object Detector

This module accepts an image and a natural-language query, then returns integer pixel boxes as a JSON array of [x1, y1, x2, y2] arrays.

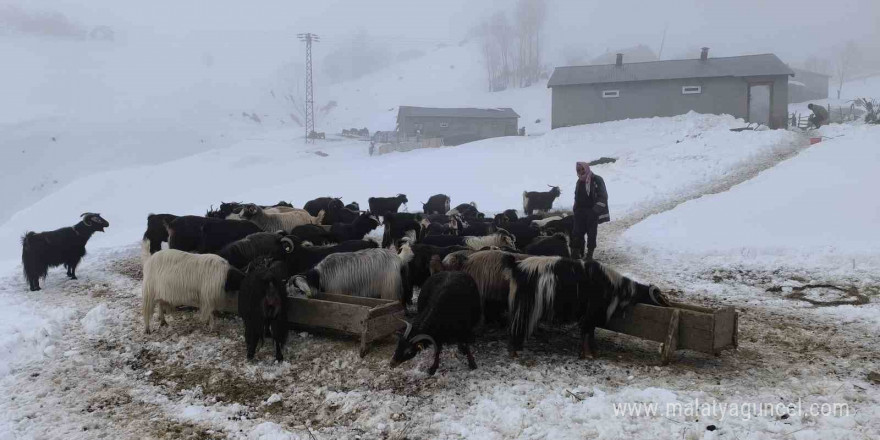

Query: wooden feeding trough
[[219, 293, 406, 357], [603, 301, 738, 365]]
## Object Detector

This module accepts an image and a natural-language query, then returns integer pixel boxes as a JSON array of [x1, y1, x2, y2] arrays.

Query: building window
[[682, 86, 702, 95], [439, 122, 449, 128], [602, 90, 620, 98]]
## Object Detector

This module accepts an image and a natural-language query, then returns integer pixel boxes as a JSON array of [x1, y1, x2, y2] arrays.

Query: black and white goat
[[142, 249, 244, 333], [21, 213, 110, 291], [238, 257, 288, 361], [328, 212, 380, 242], [368, 194, 408, 217], [390, 270, 481, 375], [422, 194, 451, 215], [288, 243, 414, 305], [523, 185, 561, 215], [420, 229, 515, 250], [217, 232, 288, 270], [240, 203, 324, 231], [381, 212, 423, 249], [503, 256, 667, 359], [142, 213, 178, 261]]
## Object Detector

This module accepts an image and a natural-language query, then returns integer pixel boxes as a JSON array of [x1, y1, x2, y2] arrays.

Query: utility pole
[[297, 33, 320, 143]]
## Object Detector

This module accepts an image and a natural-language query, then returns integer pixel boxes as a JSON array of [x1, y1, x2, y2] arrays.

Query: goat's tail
[[140, 238, 152, 266], [142, 263, 156, 334], [21, 232, 46, 288]]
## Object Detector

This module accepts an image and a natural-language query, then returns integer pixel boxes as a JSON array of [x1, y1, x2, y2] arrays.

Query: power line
[[297, 32, 320, 144]]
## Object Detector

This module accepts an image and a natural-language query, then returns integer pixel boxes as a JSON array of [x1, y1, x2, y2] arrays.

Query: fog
[[8, 0, 878, 70]]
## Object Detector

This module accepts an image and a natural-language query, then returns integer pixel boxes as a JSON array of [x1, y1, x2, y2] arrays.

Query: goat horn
[[398, 318, 413, 338], [409, 334, 436, 348]]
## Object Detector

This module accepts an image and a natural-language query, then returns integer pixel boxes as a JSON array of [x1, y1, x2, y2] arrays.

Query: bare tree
[[834, 41, 861, 99], [514, 0, 547, 87]]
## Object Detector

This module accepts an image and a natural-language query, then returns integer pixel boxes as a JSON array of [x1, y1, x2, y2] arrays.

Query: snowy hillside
[[622, 123, 880, 272], [0, 113, 803, 269]]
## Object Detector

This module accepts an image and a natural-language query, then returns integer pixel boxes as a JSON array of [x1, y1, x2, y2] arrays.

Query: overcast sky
[[13, 0, 880, 65]]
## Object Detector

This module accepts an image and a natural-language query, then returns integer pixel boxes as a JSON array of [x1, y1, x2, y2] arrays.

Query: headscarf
[[576, 161, 593, 195]]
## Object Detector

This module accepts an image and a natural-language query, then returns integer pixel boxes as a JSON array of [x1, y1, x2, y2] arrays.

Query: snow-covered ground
[[2, 23, 879, 439]]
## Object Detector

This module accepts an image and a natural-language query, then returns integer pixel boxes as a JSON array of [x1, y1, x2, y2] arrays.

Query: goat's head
[[390, 320, 435, 368], [80, 213, 109, 232], [396, 194, 408, 204], [547, 185, 561, 197], [240, 203, 261, 219], [288, 275, 314, 298]]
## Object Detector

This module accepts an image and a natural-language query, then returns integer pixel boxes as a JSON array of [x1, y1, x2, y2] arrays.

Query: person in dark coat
[[808, 103, 829, 128], [571, 162, 609, 260]]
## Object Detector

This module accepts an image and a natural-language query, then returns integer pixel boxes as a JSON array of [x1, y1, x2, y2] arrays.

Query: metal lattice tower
[[297, 33, 319, 143]]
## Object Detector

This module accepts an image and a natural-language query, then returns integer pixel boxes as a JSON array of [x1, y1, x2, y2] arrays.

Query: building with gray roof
[[396, 106, 519, 146], [547, 49, 794, 129]]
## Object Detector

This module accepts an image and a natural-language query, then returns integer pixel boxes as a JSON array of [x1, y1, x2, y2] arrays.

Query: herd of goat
[[20, 188, 668, 375]]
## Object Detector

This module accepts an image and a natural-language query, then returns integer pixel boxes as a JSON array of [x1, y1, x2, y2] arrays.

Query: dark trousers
[[571, 209, 598, 252]]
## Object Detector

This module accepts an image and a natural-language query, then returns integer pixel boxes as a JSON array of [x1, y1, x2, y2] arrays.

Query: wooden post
[[660, 309, 680, 365]]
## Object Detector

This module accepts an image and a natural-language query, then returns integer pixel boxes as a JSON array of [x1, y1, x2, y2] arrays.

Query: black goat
[[289, 224, 337, 246], [496, 222, 540, 249], [303, 197, 342, 218], [166, 216, 261, 253], [390, 270, 482, 375], [238, 257, 288, 361], [381, 212, 423, 248], [407, 244, 469, 293], [142, 213, 178, 257], [368, 194, 408, 217], [540, 215, 576, 237], [503, 256, 667, 359], [523, 233, 570, 257], [460, 219, 495, 237], [523, 185, 561, 215], [217, 232, 287, 270], [344, 201, 360, 211], [323, 204, 359, 225], [22, 213, 110, 291], [422, 194, 451, 215], [206, 202, 241, 219], [328, 212, 380, 242]]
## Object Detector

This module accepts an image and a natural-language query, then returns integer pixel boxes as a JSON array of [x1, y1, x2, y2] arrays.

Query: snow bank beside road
[[622, 124, 880, 271]]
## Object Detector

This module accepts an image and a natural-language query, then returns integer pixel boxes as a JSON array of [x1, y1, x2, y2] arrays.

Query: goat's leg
[[458, 343, 477, 370], [427, 343, 443, 376], [156, 300, 170, 327], [580, 325, 597, 360]]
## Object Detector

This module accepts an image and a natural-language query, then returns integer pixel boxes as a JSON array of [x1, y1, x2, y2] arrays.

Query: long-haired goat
[[391, 270, 481, 375], [523, 185, 561, 215], [21, 213, 109, 291], [166, 216, 261, 253], [238, 257, 288, 361], [503, 256, 667, 359], [142, 213, 177, 262], [368, 194, 408, 217], [142, 249, 244, 333], [240, 203, 324, 231], [289, 243, 414, 305], [422, 194, 451, 215]]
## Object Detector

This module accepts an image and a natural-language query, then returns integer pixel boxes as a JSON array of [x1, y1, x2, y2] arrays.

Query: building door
[[748, 83, 772, 126]]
